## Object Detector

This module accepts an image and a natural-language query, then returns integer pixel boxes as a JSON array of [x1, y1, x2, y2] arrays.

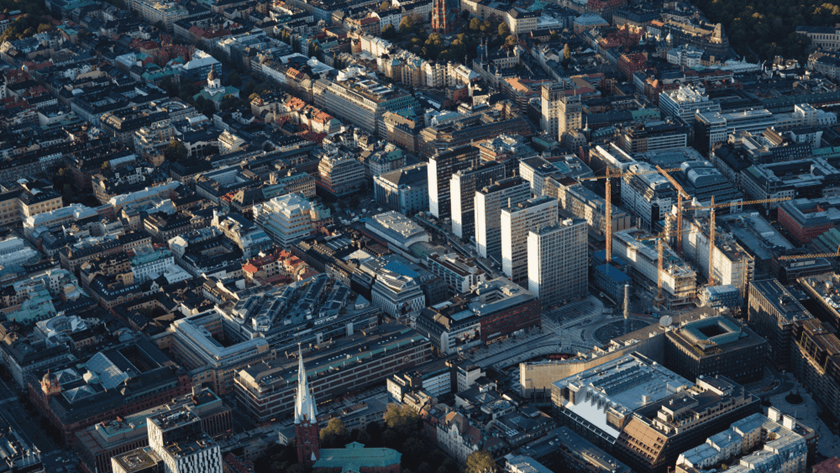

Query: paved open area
[[766, 374, 840, 458], [467, 294, 664, 369]]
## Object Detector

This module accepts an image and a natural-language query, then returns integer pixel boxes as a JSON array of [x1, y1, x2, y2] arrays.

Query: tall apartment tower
[[112, 406, 223, 473], [501, 196, 558, 283], [527, 219, 588, 307], [451, 162, 505, 239], [541, 82, 565, 140], [559, 94, 583, 139], [428, 146, 479, 219], [295, 346, 320, 466], [475, 177, 530, 263]]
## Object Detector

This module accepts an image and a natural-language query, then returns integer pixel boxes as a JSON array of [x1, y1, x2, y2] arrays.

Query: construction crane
[[635, 230, 669, 308], [640, 198, 792, 241], [779, 243, 840, 260], [657, 237, 664, 308], [605, 168, 611, 263], [688, 196, 791, 286], [637, 196, 793, 285], [708, 196, 715, 285], [655, 166, 690, 254], [579, 167, 680, 264], [578, 167, 682, 182], [685, 197, 792, 212]]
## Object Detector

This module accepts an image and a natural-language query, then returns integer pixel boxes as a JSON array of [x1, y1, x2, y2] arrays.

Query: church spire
[[294, 345, 317, 424]]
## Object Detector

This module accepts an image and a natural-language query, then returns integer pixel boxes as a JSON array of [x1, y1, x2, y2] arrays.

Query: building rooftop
[[517, 426, 631, 473], [506, 455, 553, 473], [677, 410, 808, 473], [553, 353, 692, 439], [750, 279, 812, 325], [238, 322, 426, 388], [313, 442, 401, 470], [670, 316, 755, 354], [376, 163, 427, 188], [614, 228, 695, 279], [718, 212, 794, 260], [149, 407, 199, 431], [366, 211, 428, 247], [112, 447, 161, 473]]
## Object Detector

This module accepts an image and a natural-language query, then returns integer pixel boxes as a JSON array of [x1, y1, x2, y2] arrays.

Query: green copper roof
[[314, 443, 401, 471]]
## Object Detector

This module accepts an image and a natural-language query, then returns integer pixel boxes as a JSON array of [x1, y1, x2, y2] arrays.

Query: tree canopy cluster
[[0, 0, 54, 44], [691, 0, 831, 61], [253, 405, 460, 473]]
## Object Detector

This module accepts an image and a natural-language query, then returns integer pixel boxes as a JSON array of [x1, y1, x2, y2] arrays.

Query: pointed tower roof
[[294, 345, 317, 424], [208, 67, 216, 82]]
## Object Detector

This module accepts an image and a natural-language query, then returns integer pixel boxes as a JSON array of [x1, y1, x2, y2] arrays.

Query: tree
[[505, 34, 518, 48], [242, 80, 258, 98], [320, 418, 349, 448], [220, 94, 241, 111], [401, 437, 427, 469], [382, 24, 396, 39], [160, 76, 179, 97], [100, 161, 110, 171], [498, 22, 510, 37], [356, 429, 372, 445], [365, 419, 382, 445], [380, 0, 391, 10], [563, 43, 571, 60], [37, 23, 52, 33], [164, 140, 188, 163], [415, 463, 433, 473], [464, 450, 495, 473], [383, 404, 420, 437], [399, 15, 414, 33], [381, 429, 400, 449], [179, 81, 199, 102], [470, 17, 481, 31], [249, 92, 261, 102], [254, 441, 296, 473], [227, 71, 242, 88], [550, 30, 558, 41]]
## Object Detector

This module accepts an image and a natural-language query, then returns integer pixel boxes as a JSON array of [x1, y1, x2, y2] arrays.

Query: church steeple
[[294, 345, 319, 466], [294, 345, 317, 424]]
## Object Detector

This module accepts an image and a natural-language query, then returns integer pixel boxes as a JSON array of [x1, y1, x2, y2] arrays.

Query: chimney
[[782, 415, 795, 430], [623, 284, 630, 335]]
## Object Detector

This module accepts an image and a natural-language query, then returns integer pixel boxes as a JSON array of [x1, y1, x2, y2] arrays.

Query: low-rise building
[[664, 315, 769, 384], [30, 339, 192, 446], [373, 163, 429, 216], [253, 194, 315, 249], [234, 323, 431, 423], [77, 387, 231, 473], [675, 410, 810, 473], [171, 309, 274, 396], [365, 211, 430, 258], [111, 407, 222, 473], [426, 252, 486, 295], [552, 353, 760, 473], [747, 279, 813, 370], [371, 268, 426, 324], [414, 278, 540, 355]]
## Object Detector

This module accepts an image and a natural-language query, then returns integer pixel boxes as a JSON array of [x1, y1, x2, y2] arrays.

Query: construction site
[[680, 215, 755, 296], [612, 228, 696, 308]]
